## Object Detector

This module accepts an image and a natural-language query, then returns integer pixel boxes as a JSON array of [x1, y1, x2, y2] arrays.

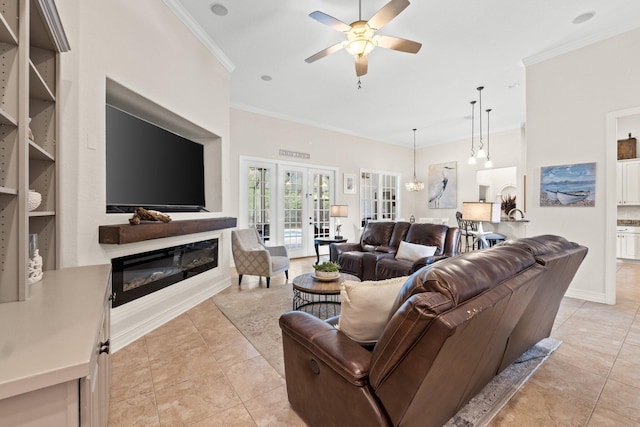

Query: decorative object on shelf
[[501, 195, 516, 217], [330, 204, 349, 239], [28, 117, 34, 141], [28, 190, 42, 211], [128, 207, 172, 225], [405, 128, 424, 192], [428, 161, 457, 208], [305, 0, 422, 80], [409, 214, 415, 223], [343, 173, 357, 194], [313, 261, 341, 281], [540, 162, 595, 207], [28, 234, 43, 284], [617, 132, 637, 160], [467, 86, 496, 167]]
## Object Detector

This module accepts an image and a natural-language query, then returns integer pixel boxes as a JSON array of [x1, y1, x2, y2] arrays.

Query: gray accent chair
[[231, 229, 289, 288]]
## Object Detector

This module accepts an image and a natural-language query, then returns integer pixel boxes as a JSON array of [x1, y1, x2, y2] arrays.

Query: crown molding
[[523, 22, 640, 67], [161, 0, 234, 72]]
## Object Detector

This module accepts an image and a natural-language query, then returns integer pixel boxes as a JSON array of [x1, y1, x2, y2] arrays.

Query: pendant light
[[468, 100, 477, 165], [475, 86, 486, 158], [405, 128, 424, 192], [484, 108, 493, 168]]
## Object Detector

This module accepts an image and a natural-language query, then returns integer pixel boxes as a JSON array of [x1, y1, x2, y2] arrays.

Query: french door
[[240, 157, 335, 258]]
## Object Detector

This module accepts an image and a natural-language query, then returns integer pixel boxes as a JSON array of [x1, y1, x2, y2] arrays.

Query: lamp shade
[[462, 202, 501, 223], [330, 205, 349, 218]]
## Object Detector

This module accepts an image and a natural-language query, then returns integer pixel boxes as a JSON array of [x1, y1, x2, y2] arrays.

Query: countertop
[[617, 219, 640, 226], [0, 264, 111, 400]]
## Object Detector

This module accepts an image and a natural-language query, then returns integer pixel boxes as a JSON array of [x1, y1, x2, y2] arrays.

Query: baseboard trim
[[564, 288, 607, 304], [110, 270, 230, 352]]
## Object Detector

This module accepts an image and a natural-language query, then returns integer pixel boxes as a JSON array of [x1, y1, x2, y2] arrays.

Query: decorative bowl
[[28, 190, 42, 211], [313, 271, 340, 281]]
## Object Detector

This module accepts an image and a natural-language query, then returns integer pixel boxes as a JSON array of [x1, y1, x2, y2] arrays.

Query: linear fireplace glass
[[111, 238, 218, 307]]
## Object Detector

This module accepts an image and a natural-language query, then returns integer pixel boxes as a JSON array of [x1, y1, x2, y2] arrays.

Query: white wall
[[56, 0, 234, 348], [57, 0, 231, 267], [229, 109, 413, 243], [414, 127, 526, 230], [526, 27, 640, 303]]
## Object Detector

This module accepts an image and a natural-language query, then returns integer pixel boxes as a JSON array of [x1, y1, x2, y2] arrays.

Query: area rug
[[212, 282, 561, 426]]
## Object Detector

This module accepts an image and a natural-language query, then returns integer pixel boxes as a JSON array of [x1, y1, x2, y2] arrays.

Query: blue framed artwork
[[540, 162, 596, 207]]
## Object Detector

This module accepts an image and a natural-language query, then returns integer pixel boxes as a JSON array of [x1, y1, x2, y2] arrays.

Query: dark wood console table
[[314, 238, 346, 264]]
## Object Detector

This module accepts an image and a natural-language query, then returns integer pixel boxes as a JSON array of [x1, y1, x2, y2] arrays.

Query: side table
[[314, 238, 347, 264], [292, 272, 360, 319]]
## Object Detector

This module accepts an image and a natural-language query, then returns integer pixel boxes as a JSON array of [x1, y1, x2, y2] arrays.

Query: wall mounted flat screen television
[[106, 105, 206, 213]]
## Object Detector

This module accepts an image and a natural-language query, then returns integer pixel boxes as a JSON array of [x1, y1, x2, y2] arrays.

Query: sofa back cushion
[[403, 223, 447, 255], [360, 221, 397, 251]]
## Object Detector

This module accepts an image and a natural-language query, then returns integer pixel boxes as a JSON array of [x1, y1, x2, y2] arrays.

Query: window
[[248, 166, 271, 241], [360, 170, 400, 226]]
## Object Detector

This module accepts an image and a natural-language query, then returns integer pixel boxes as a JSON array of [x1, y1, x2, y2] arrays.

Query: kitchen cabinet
[[617, 226, 640, 260], [617, 159, 640, 205]]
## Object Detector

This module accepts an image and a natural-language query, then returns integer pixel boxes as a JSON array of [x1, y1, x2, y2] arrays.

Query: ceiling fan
[[305, 0, 422, 77]]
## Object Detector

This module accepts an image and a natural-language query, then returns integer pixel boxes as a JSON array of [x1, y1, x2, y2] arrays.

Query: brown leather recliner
[[279, 235, 587, 427], [330, 222, 460, 281]]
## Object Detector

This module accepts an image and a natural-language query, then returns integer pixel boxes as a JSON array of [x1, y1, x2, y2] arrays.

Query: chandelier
[[405, 128, 424, 192], [468, 86, 494, 168]]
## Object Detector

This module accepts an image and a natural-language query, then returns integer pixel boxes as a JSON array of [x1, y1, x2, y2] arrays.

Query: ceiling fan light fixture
[[344, 22, 377, 57]]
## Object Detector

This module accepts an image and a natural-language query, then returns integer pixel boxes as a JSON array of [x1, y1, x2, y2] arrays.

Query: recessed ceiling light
[[210, 3, 228, 16], [261, 75, 273, 82], [572, 11, 595, 25]]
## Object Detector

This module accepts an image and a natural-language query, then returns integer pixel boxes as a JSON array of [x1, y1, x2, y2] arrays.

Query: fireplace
[[111, 238, 218, 307]]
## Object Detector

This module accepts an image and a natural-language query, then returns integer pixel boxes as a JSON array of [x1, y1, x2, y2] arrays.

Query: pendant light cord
[[412, 128, 417, 178]]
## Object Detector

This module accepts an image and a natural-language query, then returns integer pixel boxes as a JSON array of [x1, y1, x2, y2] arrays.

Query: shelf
[[0, 186, 17, 195], [99, 217, 237, 244], [0, 107, 17, 126], [29, 210, 55, 217], [0, 13, 18, 45], [28, 139, 54, 161], [29, 60, 55, 101]]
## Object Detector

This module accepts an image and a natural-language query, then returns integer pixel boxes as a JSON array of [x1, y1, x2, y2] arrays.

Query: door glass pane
[[313, 173, 331, 238], [284, 170, 303, 249], [381, 174, 397, 220], [248, 167, 270, 241], [361, 172, 379, 226]]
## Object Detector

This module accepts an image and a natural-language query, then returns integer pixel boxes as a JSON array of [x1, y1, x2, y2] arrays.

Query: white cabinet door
[[622, 233, 640, 259], [620, 160, 640, 205]]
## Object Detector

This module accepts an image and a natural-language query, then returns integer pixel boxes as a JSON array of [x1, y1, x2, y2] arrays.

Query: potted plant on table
[[313, 261, 341, 280]]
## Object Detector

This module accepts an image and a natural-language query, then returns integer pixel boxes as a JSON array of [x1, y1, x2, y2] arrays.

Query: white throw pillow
[[395, 241, 437, 262], [336, 276, 408, 345]]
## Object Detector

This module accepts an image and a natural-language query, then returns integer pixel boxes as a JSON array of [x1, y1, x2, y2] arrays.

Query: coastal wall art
[[428, 161, 457, 209], [540, 162, 596, 207]]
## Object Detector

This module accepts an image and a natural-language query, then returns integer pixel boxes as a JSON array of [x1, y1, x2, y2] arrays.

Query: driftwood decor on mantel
[[99, 217, 237, 244]]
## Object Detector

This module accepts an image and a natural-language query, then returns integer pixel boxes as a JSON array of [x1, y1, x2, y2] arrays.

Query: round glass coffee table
[[292, 272, 360, 319]]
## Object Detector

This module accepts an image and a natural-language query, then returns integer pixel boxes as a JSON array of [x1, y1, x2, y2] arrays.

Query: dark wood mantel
[[99, 217, 237, 244]]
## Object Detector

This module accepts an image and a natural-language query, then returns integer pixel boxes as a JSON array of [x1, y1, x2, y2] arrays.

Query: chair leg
[[238, 274, 243, 285], [285, 270, 289, 280], [266, 277, 270, 288]]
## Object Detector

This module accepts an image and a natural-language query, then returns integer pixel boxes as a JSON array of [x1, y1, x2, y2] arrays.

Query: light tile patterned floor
[[108, 259, 640, 426]]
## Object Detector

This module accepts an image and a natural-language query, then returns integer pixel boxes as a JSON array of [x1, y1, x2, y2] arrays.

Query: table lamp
[[462, 202, 501, 234], [330, 205, 349, 239]]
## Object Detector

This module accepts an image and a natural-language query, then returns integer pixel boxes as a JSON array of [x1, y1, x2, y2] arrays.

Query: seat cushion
[[271, 256, 289, 274], [337, 276, 409, 345]]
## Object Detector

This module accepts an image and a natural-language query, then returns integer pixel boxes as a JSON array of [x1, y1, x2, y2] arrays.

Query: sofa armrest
[[279, 311, 372, 386], [410, 255, 448, 273], [330, 242, 362, 262], [265, 245, 288, 257]]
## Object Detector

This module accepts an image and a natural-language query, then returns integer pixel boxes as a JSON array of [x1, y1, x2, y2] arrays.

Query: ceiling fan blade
[[367, 0, 410, 30], [355, 55, 368, 77], [377, 35, 422, 54], [309, 11, 352, 32], [305, 43, 345, 63]]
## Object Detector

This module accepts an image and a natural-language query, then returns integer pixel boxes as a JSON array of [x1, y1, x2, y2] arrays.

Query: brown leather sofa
[[279, 235, 587, 427], [330, 221, 461, 281]]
